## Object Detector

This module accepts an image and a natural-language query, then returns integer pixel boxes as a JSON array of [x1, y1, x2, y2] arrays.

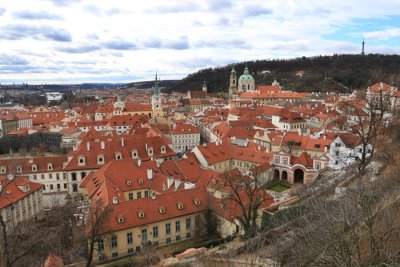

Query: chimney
[[101, 141, 105, 150], [257, 145, 261, 151], [147, 168, 153, 180], [324, 145, 328, 153], [174, 179, 181, 191], [137, 159, 142, 167], [87, 141, 90, 151], [121, 137, 125, 147]]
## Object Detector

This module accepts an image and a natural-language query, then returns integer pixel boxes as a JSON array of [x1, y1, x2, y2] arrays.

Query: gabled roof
[[0, 176, 44, 209]]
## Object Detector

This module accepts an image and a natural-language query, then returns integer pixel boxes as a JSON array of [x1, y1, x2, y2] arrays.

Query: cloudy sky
[[0, 0, 400, 84]]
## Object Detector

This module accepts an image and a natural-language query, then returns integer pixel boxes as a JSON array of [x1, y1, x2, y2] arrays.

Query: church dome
[[238, 67, 254, 81]]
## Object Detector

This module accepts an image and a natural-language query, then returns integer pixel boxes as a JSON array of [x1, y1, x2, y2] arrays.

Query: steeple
[[153, 71, 159, 96], [202, 80, 207, 93], [361, 38, 365, 56]]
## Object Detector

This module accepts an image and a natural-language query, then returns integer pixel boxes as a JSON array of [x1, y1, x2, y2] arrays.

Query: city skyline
[[0, 0, 400, 84]]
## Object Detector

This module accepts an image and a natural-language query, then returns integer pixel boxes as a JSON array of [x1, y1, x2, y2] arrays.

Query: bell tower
[[152, 72, 163, 118], [229, 67, 237, 97]]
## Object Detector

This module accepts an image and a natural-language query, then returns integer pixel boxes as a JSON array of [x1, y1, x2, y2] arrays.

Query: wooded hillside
[[168, 54, 400, 93]]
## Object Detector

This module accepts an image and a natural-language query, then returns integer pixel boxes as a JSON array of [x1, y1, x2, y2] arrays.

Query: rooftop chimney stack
[[87, 141, 90, 151]]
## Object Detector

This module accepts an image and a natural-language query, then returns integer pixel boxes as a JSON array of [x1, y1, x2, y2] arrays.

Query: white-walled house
[[329, 134, 373, 170]]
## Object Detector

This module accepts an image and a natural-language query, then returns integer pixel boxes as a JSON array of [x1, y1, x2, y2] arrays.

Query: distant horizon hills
[[1, 54, 400, 93]]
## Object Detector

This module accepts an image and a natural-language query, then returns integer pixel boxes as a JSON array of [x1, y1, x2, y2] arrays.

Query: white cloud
[[364, 28, 400, 40], [0, 0, 399, 83]]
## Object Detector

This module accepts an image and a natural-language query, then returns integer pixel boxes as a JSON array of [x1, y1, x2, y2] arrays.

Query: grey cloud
[[240, 5, 272, 17], [48, 0, 81, 7], [103, 40, 137, 50], [150, 2, 202, 14], [0, 24, 72, 42], [13, 10, 62, 20], [56, 44, 101, 53], [143, 38, 162, 48], [206, 0, 232, 11], [194, 39, 250, 49], [84, 4, 122, 16], [86, 33, 99, 40], [0, 53, 30, 66], [164, 36, 190, 50], [0, 8, 5, 16], [216, 16, 243, 27]]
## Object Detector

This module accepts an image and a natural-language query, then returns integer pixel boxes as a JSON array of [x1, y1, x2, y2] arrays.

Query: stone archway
[[274, 169, 280, 180], [294, 169, 304, 184], [282, 171, 288, 181]]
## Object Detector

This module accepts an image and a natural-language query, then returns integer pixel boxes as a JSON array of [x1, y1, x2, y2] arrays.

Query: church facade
[[229, 66, 255, 98]]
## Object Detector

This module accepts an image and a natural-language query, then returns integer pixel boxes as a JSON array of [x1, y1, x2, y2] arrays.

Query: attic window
[[138, 179, 144, 185], [126, 180, 132, 187], [137, 209, 145, 218], [115, 152, 122, 160], [117, 215, 124, 223], [161, 146, 166, 154], [314, 144, 321, 149], [17, 165, 22, 173], [78, 156, 85, 165], [159, 206, 166, 214], [32, 165, 37, 171], [0, 167, 6, 173], [97, 155, 104, 164], [176, 201, 184, 210], [193, 199, 200, 206], [132, 150, 138, 159], [47, 163, 53, 170]]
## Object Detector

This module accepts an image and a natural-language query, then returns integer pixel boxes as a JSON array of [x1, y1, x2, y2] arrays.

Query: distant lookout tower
[[361, 38, 365, 56]]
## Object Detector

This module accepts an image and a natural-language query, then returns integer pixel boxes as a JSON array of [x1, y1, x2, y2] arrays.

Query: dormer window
[[97, 155, 105, 165], [115, 152, 122, 160], [193, 198, 200, 206], [137, 209, 145, 218], [131, 150, 138, 159], [176, 201, 184, 210], [138, 179, 144, 185], [17, 165, 22, 173], [47, 163, 53, 171], [161, 146, 166, 154], [78, 156, 85, 165], [32, 164, 37, 172], [148, 147, 153, 156], [117, 215, 124, 223], [0, 166, 6, 173], [126, 180, 132, 187], [159, 206, 166, 214]]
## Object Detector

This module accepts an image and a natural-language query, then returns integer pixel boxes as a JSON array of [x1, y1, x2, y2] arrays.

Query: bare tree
[[84, 199, 112, 267], [213, 169, 273, 239]]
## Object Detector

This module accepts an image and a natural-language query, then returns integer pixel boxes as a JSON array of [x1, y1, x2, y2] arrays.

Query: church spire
[[154, 71, 159, 96]]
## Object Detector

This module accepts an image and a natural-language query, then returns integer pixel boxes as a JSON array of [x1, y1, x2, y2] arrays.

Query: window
[[166, 237, 171, 244], [128, 248, 134, 254], [335, 143, 341, 147], [176, 235, 181, 241], [275, 156, 280, 164], [56, 173, 60, 180], [335, 160, 339, 165], [128, 193, 133, 200], [144, 190, 149, 197], [111, 235, 118, 248], [33, 175, 37, 180], [186, 218, 191, 230], [186, 232, 191, 239], [98, 240, 104, 251], [176, 221, 181, 232], [112, 252, 118, 258], [283, 158, 288, 165], [63, 183, 67, 189], [50, 184, 53, 190], [136, 246, 141, 252], [127, 232, 133, 244], [47, 163, 53, 170], [49, 173, 53, 179], [141, 229, 147, 242], [166, 223, 171, 234], [335, 151, 339, 156], [316, 162, 321, 170], [153, 226, 158, 238], [137, 192, 142, 199], [32, 165, 37, 171]]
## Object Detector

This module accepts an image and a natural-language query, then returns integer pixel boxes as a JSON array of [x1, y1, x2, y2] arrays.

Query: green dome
[[231, 67, 236, 75], [239, 67, 254, 81]]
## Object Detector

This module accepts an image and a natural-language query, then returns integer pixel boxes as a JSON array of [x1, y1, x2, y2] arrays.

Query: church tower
[[202, 80, 207, 93], [229, 67, 237, 97], [152, 72, 163, 118]]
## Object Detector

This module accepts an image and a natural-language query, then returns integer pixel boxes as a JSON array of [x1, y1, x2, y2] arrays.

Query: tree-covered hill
[[168, 54, 400, 93]]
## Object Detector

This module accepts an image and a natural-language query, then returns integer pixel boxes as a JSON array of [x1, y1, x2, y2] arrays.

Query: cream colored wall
[[95, 212, 205, 263]]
